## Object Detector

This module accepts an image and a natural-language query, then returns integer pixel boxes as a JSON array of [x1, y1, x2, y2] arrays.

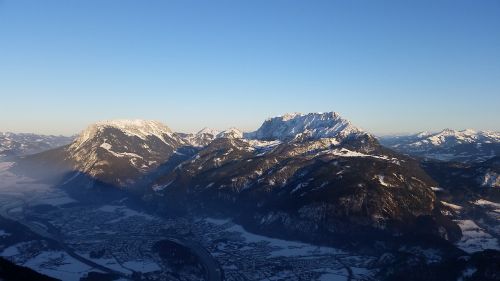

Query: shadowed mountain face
[[380, 129, 500, 163], [63, 120, 187, 188], [422, 156, 500, 201], [16, 113, 459, 242]]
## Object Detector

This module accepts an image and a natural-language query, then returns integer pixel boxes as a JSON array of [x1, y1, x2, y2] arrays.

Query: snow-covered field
[[204, 218, 375, 280], [22, 250, 95, 281], [1, 241, 96, 281], [205, 218, 342, 257], [0, 162, 91, 280], [78, 253, 161, 275], [455, 220, 500, 253], [98, 204, 155, 223], [122, 260, 161, 273], [471, 198, 500, 235]]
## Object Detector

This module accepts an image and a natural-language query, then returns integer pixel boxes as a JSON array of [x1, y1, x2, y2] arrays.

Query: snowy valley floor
[[0, 161, 499, 281]]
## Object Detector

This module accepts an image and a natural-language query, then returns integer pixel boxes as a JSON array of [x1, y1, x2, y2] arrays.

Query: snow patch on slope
[[376, 175, 391, 187], [480, 171, 500, 188], [455, 220, 500, 253], [152, 180, 174, 192], [322, 148, 394, 161]]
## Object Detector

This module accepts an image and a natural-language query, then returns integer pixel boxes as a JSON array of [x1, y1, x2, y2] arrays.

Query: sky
[[0, 0, 499, 136]]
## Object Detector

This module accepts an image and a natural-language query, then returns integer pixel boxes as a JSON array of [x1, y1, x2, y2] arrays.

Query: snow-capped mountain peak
[[423, 128, 497, 147], [246, 111, 367, 142], [62, 119, 187, 187], [216, 128, 243, 139], [279, 112, 303, 121], [72, 119, 176, 150], [92, 119, 173, 138], [380, 128, 500, 162], [178, 127, 221, 147], [462, 128, 477, 135], [416, 131, 433, 138], [196, 127, 220, 136]]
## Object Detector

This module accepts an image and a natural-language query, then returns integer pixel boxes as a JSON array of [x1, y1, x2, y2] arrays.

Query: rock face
[[0, 132, 73, 159], [245, 112, 366, 142], [380, 129, 500, 163], [64, 120, 186, 187]]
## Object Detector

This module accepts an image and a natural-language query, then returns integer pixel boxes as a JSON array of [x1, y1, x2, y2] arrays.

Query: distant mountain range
[[380, 129, 500, 163], [0, 132, 73, 160]]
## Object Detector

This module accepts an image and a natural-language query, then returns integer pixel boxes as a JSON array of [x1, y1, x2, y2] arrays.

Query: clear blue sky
[[0, 0, 499, 135]]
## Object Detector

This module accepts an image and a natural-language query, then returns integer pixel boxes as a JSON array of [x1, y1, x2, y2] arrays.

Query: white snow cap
[[216, 128, 243, 139], [72, 119, 174, 149], [196, 127, 220, 136], [416, 131, 432, 138], [94, 119, 172, 132], [280, 112, 303, 121], [412, 128, 500, 147], [247, 112, 366, 141]]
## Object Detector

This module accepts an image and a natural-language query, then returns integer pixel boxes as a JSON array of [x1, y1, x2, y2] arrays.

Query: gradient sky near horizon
[[1, 0, 499, 136]]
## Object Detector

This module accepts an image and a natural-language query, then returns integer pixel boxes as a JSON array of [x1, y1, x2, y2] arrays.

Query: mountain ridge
[[380, 128, 500, 163], [0, 132, 74, 160]]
